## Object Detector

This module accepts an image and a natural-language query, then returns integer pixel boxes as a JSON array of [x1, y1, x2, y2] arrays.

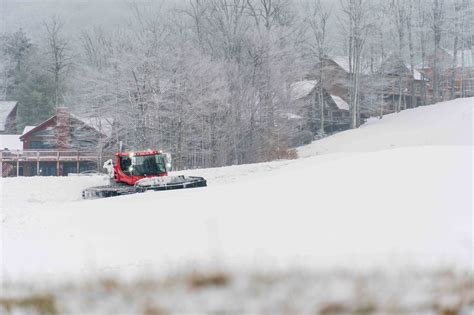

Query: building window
[[30, 141, 53, 149], [39, 163, 57, 176]]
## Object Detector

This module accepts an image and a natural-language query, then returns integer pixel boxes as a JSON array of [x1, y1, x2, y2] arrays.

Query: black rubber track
[[82, 176, 207, 199]]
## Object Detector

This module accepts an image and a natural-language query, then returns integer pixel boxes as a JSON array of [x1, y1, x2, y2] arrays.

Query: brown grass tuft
[[354, 304, 377, 315], [318, 302, 349, 315], [143, 303, 167, 315], [268, 145, 298, 161], [187, 271, 231, 289], [0, 294, 58, 315], [99, 277, 123, 293]]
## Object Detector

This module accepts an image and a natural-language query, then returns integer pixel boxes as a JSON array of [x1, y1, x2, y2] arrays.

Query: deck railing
[[0, 150, 99, 162], [0, 150, 102, 177]]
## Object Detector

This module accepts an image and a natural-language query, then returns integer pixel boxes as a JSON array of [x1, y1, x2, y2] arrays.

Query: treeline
[[0, 0, 472, 169]]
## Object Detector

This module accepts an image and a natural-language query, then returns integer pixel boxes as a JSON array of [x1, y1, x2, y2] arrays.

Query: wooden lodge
[[318, 56, 375, 118], [380, 54, 429, 112], [1, 107, 112, 177], [1, 150, 99, 176], [321, 49, 473, 114], [289, 80, 351, 132], [283, 80, 351, 146], [419, 47, 474, 100]]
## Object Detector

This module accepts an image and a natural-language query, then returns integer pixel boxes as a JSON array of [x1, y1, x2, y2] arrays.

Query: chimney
[[55, 107, 70, 150]]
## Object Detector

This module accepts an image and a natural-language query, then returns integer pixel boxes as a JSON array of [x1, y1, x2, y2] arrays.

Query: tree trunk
[[319, 68, 325, 135], [450, 35, 458, 99], [407, 1, 416, 108]]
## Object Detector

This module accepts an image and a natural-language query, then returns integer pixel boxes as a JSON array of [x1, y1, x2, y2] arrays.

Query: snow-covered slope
[[298, 97, 473, 157], [1, 98, 473, 281]]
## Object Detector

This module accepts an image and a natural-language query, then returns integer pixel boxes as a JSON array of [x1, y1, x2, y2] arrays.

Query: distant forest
[[1, 0, 472, 168]]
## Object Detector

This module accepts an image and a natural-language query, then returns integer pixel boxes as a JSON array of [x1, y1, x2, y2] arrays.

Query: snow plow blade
[[82, 176, 207, 199], [82, 184, 136, 199], [135, 175, 207, 192]]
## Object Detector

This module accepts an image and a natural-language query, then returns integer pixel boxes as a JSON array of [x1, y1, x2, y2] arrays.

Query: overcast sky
[[1, 0, 132, 37]]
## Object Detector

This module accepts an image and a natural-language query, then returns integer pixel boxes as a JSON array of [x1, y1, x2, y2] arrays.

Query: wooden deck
[[0, 150, 100, 176]]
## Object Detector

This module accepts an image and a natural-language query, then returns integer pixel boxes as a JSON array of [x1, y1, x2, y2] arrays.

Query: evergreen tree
[[15, 67, 56, 131], [0, 29, 33, 99]]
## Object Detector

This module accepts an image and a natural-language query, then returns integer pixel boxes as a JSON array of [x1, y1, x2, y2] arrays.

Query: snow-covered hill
[[298, 96, 472, 157], [1, 98, 473, 282]]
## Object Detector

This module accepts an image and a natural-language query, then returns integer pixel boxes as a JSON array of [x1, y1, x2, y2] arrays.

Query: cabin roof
[[20, 116, 56, 140], [20, 111, 110, 141], [403, 65, 425, 81], [330, 56, 371, 75], [290, 80, 318, 101], [22, 126, 36, 136], [443, 48, 473, 68], [70, 114, 113, 138], [330, 95, 350, 111]]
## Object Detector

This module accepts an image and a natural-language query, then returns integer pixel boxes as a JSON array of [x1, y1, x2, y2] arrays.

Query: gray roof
[[22, 125, 36, 135], [0, 101, 17, 131], [71, 114, 114, 137], [330, 56, 371, 75], [290, 80, 318, 101], [330, 95, 350, 111], [445, 49, 473, 68]]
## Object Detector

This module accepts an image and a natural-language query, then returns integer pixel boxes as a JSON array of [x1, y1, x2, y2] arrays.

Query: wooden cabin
[[1, 108, 112, 177], [419, 47, 474, 100], [283, 80, 350, 146], [380, 55, 429, 112], [318, 56, 375, 118]]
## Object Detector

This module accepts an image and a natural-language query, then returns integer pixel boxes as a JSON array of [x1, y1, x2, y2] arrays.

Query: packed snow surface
[[1, 98, 473, 281], [298, 97, 472, 157]]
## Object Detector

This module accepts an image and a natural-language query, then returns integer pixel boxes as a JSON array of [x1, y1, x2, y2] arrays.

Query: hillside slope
[[1, 98, 473, 281], [298, 97, 473, 157]]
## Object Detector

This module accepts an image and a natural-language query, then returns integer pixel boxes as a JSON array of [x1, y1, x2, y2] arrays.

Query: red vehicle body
[[83, 149, 206, 199], [113, 150, 168, 186]]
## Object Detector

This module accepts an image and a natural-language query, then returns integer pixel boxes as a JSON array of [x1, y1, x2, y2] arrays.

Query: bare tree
[[44, 16, 71, 108], [306, 0, 331, 135], [246, 0, 297, 160], [372, 0, 390, 118], [340, 0, 372, 128], [406, 0, 417, 107], [390, 0, 407, 112], [415, 0, 429, 105], [447, 0, 471, 100], [430, 0, 445, 103]]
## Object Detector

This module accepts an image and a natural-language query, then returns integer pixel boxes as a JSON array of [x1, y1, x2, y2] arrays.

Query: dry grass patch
[[98, 277, 123, 293], [142, 303, 167, 315], [186, 270, 231, 289], [0, 293, 58, 315]]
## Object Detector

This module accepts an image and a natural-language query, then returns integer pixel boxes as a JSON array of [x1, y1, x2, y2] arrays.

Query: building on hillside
[[282, 80, 350, 147], [319, 57, 352, 99], [1, 107, 113, 177], [319, 55, 434, 117], [0, 101, 18, 134], [378, 55, 430, 112], [20, 108, 112, 151], [317, 56, 377, 118], [418, 47, 474, 100]]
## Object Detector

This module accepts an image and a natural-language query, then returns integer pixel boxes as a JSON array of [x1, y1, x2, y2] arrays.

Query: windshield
[[129, 154, 167, 176]]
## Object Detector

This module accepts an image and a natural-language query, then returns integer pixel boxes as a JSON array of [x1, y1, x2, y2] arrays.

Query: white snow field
[[1, 98, 473, 283]]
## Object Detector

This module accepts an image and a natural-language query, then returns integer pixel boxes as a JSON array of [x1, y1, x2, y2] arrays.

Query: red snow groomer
[[82, 150, 206, 199]]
